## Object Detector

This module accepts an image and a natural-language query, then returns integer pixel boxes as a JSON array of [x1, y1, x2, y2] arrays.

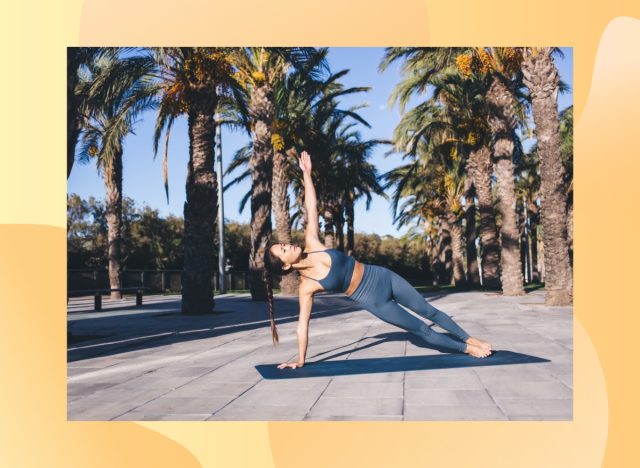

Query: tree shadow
[[67, 295, 364, 362]]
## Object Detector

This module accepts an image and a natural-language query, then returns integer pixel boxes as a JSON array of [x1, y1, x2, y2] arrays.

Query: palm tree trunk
[[530, 203, 541, 282], [466, 145, 501, 288], [437, 219, 453, 285], [296, 190, 308, 231], [322, 201, 336, 248], [67, 49, 81, 179], [486, 77, 525, 295], [429, 238, 441, 286], [464, 194, 481, 286], [522, 49, 573, 305], [104, 149, 123, 299], [182, 110, 217, 314], [335, 206, 345, 251], [272, 149, 299, 296], [567, 199, 573, 268], [248, 84, 275, 301], [444, 214, 466, 287], [345, 193, 355, 256]]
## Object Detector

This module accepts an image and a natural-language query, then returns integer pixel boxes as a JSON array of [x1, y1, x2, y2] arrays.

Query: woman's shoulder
[[298, 276, 323, 295]]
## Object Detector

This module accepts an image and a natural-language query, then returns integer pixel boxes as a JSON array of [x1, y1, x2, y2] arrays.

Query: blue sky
[[68, 47, 573, 237]]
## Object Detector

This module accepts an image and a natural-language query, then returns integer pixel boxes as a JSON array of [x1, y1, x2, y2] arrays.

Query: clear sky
[[67, 47, 573, 237]]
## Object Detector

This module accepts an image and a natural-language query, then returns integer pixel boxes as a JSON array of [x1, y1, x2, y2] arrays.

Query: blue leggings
[[346, 265, 470, 353]]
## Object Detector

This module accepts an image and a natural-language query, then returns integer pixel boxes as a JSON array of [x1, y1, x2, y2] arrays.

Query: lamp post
[[215, 95, 226, 294]]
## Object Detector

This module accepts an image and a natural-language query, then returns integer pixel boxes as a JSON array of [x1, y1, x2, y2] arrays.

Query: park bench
[[67, 287, 150, 312]]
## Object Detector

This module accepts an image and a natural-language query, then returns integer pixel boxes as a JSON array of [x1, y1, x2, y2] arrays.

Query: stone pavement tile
[[67, 386, 170, 420], [208, 405, 310, 421], [67, 367, 103, 376], [304, 415, 403, 421], [473, 364, 557, 380], [323, 381, 403, 398], [150, 366, 219, 378], [495, 398, 572, 419], [67, 356, 130, 369], [68, 382, 117, 401], [541, 362, 573, 375], [307, 397, 403, 418], [405, 373, 484, 390], [113, 412, 210, 421], [483, 380, 572, 399], [555, 373, 573, 389], [230, 388, 323, 407], [205, 366, 264, 382], [405, 389, 495, 407], [404, 405, 507, 421], [116, 373, 201, 390], [252, 378, 330, 391], [132, 396, 229, 414], [330, 371, 404, 383], [167, 380, 257, 398]]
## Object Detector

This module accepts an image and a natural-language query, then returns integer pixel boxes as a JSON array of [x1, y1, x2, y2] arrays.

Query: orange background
[[1, 1, 639, 466]]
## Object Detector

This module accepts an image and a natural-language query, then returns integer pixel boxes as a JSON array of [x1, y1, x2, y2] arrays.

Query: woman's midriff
[[344, 260, 365, 296]]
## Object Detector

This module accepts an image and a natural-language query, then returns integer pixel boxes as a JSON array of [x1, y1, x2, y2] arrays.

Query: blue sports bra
[[299, 248, 356, 293]]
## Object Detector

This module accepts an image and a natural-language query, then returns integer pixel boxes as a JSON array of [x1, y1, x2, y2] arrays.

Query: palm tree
[[435, 73, 501, 288], [341, 137, 388, 256], [67, 48, 121, 178], [230, 47, 328, 300], [75, 51, 157, 299], [270, 50, 331, 294], [515, 148, 542, 283], [380, 48, 503, 289], [521, 47, 573, 305], [559, 106, 573, 266], [151, 47, 241, 314], [456, 48, 532, 295]]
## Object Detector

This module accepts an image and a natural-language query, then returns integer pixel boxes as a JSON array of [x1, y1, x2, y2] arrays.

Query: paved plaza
[[67, 288, 573, 421]]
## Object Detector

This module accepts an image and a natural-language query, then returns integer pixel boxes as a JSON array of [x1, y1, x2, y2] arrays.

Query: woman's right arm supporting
[[295, 291, 313, 365], [277, 288, 313, 369]]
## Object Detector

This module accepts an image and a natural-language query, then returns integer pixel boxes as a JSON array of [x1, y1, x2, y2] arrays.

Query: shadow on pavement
[[256, 350, 550, 379], [67, 295, 364, 362]]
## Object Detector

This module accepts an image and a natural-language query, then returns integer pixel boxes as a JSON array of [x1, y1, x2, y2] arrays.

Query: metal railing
[[67, 269, 258, 293]]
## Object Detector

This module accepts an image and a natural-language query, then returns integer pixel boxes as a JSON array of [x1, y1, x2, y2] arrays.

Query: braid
[[263, 243, 299, 345], [263, 252, 279, 345]]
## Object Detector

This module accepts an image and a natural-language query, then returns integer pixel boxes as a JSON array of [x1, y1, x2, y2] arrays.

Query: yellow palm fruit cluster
[[478, 49, 494, 74], [271, 133, 285, 151], [444, 173, 454, 191], [233, 69, 249, 87], [184, 49, 233, 85], [466, 132, 478, 146], [450, 199, 462, 215], [163, 81, 189, 114], [501, 47, 523, 75], [455, 54, 474, 77], [251, 71, 266, 86]]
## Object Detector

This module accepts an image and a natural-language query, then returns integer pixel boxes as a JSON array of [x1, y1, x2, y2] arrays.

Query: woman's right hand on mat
[[277, 361, 304, 369]]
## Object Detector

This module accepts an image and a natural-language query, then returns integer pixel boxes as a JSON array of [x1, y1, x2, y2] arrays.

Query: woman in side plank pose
[[264, 151, 492, 369]]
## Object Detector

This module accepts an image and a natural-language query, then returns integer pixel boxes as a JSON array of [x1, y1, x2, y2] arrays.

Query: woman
[[263, 151, 492, 370]]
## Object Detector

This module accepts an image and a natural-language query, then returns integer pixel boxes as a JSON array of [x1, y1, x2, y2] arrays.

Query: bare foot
[[464, 343, 492, 358], [466, 336, 492, 351]]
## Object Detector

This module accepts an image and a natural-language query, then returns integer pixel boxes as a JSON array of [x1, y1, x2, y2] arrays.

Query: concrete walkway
[[67, 289, 572, 421]]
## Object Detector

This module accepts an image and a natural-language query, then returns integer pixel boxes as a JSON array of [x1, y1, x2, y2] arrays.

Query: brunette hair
[[263, 244, 296, 345]]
